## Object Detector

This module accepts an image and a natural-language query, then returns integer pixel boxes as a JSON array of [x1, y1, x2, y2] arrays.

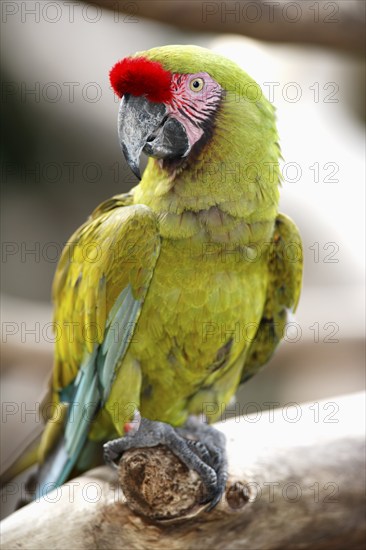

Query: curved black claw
[[103, 417, 226, 509], [103, 442, 120, 470]]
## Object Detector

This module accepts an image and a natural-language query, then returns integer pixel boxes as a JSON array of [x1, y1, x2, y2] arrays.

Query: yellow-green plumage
[[8, 46, 302, 488]]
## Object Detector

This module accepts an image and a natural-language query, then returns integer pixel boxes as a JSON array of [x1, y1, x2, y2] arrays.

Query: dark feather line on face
[[177, 106, 206, 128], [185, 102, 204, 115], [184, 107, 207, 124], [177, 106, 193, 121], [181, 96, 217, 123], [186, 104, 215, 123]]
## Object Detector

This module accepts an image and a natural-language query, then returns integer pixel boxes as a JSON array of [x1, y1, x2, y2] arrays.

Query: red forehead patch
[[109, 56, 173, 103]]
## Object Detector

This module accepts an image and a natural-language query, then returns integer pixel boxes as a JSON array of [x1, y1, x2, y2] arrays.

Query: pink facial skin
[[166, 72, 223, 153]]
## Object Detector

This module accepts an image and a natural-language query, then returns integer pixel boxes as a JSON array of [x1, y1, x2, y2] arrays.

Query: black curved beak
[[118, 94, 189, 179]]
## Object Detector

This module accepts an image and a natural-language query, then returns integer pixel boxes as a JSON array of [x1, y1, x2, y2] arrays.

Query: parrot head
[[110, 46, 273, 176], [109, 45, 280, 220], [110, 51, 225, 179]]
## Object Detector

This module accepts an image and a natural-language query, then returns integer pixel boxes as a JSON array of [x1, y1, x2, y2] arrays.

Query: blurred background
[[1, 0, 365, 518]]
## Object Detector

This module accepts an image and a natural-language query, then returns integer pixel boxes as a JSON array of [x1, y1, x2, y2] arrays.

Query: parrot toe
[[176, 419, 228, 509]]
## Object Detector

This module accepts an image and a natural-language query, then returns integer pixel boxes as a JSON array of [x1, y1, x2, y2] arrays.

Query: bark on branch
[[1, 392, 365, 549], [92, 0, 365, 55]]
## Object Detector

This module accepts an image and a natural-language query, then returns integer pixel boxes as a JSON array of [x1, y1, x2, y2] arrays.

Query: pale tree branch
[[0, 392, 365, 549], [91, 1, 365, 55]]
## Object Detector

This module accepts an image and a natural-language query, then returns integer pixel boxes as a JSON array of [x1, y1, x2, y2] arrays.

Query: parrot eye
[[189, 78, 204, 92]]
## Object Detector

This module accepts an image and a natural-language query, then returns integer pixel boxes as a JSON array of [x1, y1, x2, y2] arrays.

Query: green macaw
[[5, 45, 302, 509]]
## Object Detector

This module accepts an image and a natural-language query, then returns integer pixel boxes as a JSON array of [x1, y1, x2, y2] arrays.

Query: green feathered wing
[[37, 193, 161, 491], [242, 213, 303, 382]]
